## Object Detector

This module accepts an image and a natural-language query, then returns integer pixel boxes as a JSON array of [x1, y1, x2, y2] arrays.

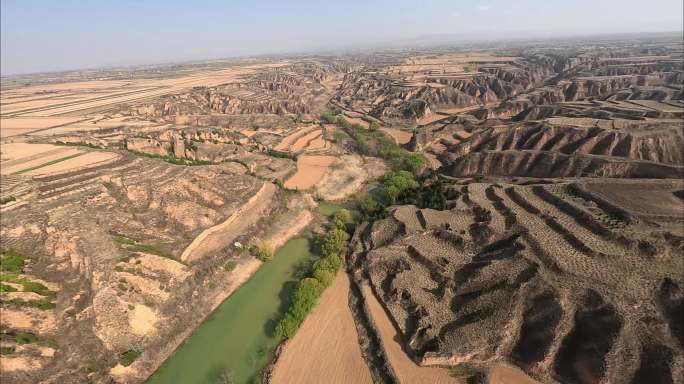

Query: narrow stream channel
[[147, 237, 315, 384]]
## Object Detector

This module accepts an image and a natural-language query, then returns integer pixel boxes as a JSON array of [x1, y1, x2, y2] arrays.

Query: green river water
[[147, 237, 315, 384]]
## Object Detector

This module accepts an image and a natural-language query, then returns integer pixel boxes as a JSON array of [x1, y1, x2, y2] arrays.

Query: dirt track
[[181, 182, 276, 262], [271, 273, 373, 384]]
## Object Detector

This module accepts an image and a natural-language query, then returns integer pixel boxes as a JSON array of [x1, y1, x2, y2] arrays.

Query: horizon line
[[2, 29, 682, 78]]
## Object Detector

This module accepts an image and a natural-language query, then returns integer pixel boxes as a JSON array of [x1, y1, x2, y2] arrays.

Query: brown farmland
[[271, 273, 373, 384]]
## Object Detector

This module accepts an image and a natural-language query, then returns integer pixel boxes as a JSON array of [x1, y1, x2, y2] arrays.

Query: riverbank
[[147, 237, 317, 384], [121, 200, 314, 384], [123, 257, 263, 383]]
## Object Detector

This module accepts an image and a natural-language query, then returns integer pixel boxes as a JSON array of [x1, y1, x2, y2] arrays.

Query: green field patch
[[112, 234, 177, 260], [16, 152, 85, 174], [0, 249, 26, 273], [0, 196, 16, 205]]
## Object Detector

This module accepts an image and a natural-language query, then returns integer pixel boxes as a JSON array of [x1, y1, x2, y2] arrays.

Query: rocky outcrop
[[206, 91, 309, 115], [125, 128, 251, 162], [444, 122, 684, 165], [334, 60, 554, 121]]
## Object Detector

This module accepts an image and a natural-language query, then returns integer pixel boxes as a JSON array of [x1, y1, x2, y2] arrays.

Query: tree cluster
[[275, 209, 353, 338]]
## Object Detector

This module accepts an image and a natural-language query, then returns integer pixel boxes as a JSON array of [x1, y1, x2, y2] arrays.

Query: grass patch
[[462, 64, 477, 73], [114, 265, 124, 272], [0, 272, 21, 284], [0, 346, 15, 355], [223, 261, 238, 272], [0, 283, 17, 293], [21, 281, 52, 296], [113, 234, 136, 246], [119, 349, 142, 367], [0, 249, 26, 273], [127, 243, 175, 259], [17, 153, 85, 174], [3, 298, 56, 310], [0, 196, 16, 205], [15, 332, 38, 344]]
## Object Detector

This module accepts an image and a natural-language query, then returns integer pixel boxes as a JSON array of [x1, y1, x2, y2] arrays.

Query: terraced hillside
[[395, 41, 684, 180], [350, 179, 683, 383], [0, 149, 311, 383], [1, 34, 682, 384]]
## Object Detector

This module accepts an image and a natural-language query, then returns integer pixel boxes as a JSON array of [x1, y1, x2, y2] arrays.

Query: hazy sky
[[2, 0, 682, 75]]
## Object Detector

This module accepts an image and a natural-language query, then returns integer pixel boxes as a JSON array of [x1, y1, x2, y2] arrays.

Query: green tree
[[276, 277, 324, 338], [402, 153, 426, 174], [275, 313, 299, 338], [313, 267, 335, 287], [321, 228, 349, 257], [290, 278, 323, 317], [313, 253, 341, 273], [332, 208, 354, 232], [381, 170, 419, 204], [323, 254, 342, 270], [359, 195, 384, 220]]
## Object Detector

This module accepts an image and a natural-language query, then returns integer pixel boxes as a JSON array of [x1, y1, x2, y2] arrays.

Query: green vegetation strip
[[54, 141, 102, 149], [0, 329, 57, 356], [323, 111, 425, 174], [113, 234, 176, 260], [275, 209, 353, 338], [15, 332, 38, 344], [0, 249, 25, 273], [16, 152, 85, 174], [0, 346, 15, 355]]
